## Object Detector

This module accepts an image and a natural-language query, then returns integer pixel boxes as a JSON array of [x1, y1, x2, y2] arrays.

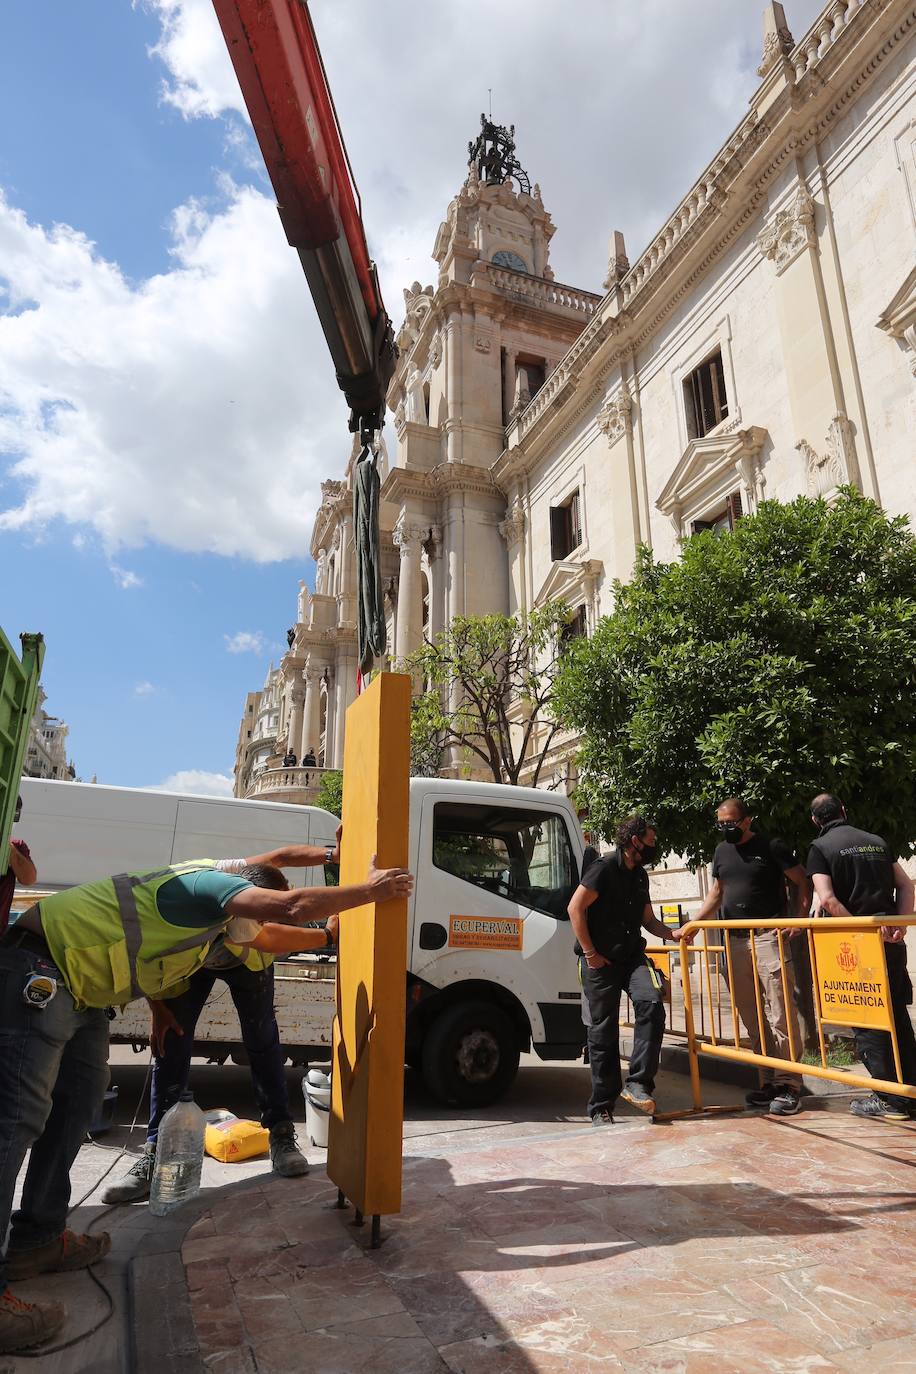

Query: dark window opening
[[518, 359, 545, 398], [685, 349, 728, 439], [432, 801, 577, 919], [691, 489, 743, 536], [550, 490, 582, 561], [560, 605, 588, 647]]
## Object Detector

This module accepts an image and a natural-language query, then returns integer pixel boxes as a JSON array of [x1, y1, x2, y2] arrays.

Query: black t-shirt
[[806, 821, 896, 916], [711, 832, 797, 927], [576, 849, 649, 962]]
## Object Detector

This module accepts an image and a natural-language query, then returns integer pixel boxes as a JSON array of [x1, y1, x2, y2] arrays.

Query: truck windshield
[[432, 802, 576, 919]]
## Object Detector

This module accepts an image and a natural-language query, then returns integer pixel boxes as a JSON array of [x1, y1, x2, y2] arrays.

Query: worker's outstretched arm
[[224, 858, 412, 927], [246, 917, 338, 954], [247, 825, 341, 870], [8, 842, 37, 887]]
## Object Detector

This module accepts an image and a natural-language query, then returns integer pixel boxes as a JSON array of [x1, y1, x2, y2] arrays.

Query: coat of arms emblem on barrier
[[836, 941, 858, 974]]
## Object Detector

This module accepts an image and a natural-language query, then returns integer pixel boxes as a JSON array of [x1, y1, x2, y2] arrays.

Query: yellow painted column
[[327, 671, 411, 1222]]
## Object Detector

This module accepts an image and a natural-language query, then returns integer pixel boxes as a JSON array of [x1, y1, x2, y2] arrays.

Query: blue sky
[[0, 0, 825, 793]]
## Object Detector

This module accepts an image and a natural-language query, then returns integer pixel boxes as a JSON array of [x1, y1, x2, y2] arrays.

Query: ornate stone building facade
[[23, 687, 76, 782], [235, 0, 916, 809]]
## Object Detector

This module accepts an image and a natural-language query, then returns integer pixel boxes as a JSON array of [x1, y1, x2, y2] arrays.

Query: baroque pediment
[[656, 426, 768, 519], [877, 266, 916, 376], [534, 558, 603, 609]]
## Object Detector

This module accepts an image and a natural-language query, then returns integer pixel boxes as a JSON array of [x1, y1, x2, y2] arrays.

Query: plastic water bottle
[[149, 1090, 205, 1216]]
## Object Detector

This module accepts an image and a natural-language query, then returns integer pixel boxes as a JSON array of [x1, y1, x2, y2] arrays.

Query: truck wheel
[[421, 1001, 520, 1107]]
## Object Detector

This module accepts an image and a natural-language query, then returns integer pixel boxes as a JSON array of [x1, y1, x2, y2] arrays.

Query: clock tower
[[382, 120, 601, 674]]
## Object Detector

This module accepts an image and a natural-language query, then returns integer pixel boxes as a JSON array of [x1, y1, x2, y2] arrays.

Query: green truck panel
[[0, 630, 44, 858]]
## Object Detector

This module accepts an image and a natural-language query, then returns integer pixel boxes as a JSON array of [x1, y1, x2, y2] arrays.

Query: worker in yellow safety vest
[[101, 831, 343, 1209], [0, 849, 413, 1355]]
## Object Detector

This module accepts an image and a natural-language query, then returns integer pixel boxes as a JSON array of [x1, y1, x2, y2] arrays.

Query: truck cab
[[404, 778, 586, 1105]]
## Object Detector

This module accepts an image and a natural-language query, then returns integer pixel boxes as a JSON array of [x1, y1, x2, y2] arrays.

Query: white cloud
[[134, 680, 156, 696], [143, 0, 248, 121], [142, 0, 827, 298], [111, 564, 143, 589], [0, 181, 341, 561], [224, 630, 266, 654], [1, 1, 828, 569], [151, 768, 235, 796]]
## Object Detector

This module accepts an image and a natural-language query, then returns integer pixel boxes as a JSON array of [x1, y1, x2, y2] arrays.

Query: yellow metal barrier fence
[[639, 915, 916, 1115]]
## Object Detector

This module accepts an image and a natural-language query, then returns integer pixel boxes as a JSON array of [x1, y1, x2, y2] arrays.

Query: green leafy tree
[[554, 491, 916, 864], [316, 768, 343, 819], [407, 602, 573, 786]]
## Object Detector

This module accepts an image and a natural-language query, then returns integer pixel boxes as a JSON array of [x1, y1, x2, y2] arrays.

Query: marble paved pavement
[[5, 1055, 916, 1373]]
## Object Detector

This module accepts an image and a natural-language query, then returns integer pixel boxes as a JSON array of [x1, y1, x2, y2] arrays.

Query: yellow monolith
[[327, 671, 411, 1223]]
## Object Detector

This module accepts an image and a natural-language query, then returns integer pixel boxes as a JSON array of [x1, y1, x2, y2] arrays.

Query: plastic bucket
[[303, 1068, 331, 1148]]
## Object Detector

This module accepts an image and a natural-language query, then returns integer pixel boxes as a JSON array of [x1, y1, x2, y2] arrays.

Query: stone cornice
[[500, 0, 914, 463], [381, 458, 503, 507]]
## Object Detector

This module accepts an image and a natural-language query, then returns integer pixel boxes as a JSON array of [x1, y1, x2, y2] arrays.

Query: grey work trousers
[[728, 930, 802, 1088]]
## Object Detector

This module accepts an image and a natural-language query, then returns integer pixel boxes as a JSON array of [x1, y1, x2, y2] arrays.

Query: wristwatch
[[323, 925, 336, 949], [324, 845, 336, 864]]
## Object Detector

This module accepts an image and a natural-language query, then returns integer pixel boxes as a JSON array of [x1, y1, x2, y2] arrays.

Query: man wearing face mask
[[694, 797, 810, 1115], [568, 816, 691, 1125], [806, 792, 916, 1121]]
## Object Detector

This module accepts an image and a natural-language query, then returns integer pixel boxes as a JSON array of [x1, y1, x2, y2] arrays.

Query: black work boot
[[101, 1143, 156, 1204], [269, 1122, 309, 1177]]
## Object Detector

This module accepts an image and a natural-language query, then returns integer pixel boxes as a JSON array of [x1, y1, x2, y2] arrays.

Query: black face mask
[[717, 822, 743, 844], [635, 841, 658, 865]]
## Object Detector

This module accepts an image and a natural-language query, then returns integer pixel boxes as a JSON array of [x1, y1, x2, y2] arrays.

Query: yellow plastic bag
[[204, 1115, 270, 1163]]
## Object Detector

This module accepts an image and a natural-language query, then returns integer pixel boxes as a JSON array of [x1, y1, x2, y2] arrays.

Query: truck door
[[412, 794, 582, 1050]]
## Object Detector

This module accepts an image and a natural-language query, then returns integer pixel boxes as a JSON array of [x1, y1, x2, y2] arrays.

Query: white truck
[[16, 776, 588, 1105]]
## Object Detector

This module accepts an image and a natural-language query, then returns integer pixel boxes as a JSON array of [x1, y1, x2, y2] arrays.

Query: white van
[[16, 776, 587, 1105], [17, 778, 339, 889]]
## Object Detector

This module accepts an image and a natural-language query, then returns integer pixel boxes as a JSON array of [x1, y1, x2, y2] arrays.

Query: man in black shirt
[[693, 798, 810, 1116], [567, 816, 690, 1125], [806, 793, 916, 1121]]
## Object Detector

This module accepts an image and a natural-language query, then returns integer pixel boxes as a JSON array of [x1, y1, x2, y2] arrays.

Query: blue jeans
[[0, 946, 110, 1295], [148, 963, 290, 1143]]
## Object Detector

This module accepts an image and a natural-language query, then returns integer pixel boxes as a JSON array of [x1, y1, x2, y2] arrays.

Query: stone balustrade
[[486, 264, 600, 316], [791, 0, 864, 81], [246, 764, 331, 806]]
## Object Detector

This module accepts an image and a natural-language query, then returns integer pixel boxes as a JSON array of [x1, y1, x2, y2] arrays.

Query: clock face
[[492, 249, 529, 274]]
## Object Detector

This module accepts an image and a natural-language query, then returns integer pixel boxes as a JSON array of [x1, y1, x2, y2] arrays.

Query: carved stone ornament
[[474, 334, 492, 353], [597, 386, 633, 446], [397, 281, 434, 351], [393, 516, 427, 556], [757, 186, 816, 274], [797, 414, 861, 500], [757, 3, 794, 77], [498, 503, 525, 547], [394, 400, 406, 431], [429, 336, 442, 369], [602, 230, 630, 291]]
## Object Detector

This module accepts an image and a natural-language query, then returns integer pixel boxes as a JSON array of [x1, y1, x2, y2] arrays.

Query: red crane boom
[[212, 0, 396, 433]]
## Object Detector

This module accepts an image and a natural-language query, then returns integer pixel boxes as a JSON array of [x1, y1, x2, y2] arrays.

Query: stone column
[[426, 524, 444, 640], [503, 349, 517, 428], [302, 666, 321, 761], [338, 510, 355, 625], [287, 683, 305, 765], [393, 517, 426, 663], [332, 653, 357, 764]]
